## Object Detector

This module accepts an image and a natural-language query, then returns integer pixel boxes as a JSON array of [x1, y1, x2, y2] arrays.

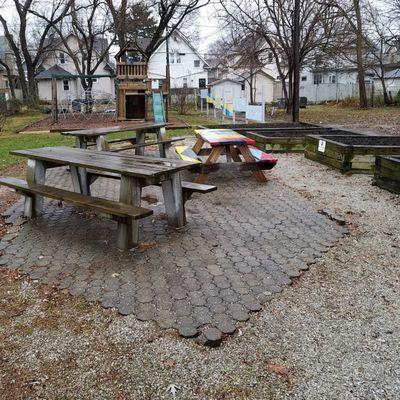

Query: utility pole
[[292, 0, 300, 123], [165, 28, 171, 122]]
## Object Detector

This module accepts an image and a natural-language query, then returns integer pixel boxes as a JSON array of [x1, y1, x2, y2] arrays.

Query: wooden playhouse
[[115, 41, 168, 121]]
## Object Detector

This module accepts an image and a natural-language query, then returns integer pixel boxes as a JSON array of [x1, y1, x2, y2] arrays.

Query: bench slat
[[0, 177, 153, 220]]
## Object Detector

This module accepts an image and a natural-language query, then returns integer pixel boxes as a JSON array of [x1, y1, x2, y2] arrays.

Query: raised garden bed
[[199, 122, 317, 129], [243, 129, 363, 153], [305, 135, 400, 174], [373, 156, 400, 194]]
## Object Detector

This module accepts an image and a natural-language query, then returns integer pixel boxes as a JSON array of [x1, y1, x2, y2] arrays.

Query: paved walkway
[[0, 167, 345, 344]]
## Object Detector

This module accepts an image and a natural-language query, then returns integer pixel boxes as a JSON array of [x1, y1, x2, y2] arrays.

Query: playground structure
[[115, 41, 168, 121], [50, 74, 117, 124]]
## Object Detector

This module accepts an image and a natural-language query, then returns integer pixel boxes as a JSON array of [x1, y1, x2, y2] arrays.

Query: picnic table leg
[[237, 145, 268, 183], [96, 134, 110, 151], [192, 137, 204, 154], [75, 137, 86, 149], [228, 145, 242, 162], [135, 130, 146, 156], [117, 175, 142, 250], [25, 159, 46, 218], [162, 171, 186, 227], [194, 146, 223, 184], [156, 127, 167, 158], [70, 166, 90, 195], [225, 145, 232, 162]]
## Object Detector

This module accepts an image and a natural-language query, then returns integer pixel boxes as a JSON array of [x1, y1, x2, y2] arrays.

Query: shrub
[[395, 90, 400, 106]]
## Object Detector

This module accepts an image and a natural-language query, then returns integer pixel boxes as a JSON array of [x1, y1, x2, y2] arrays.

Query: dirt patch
[[22, 115, 189, 132]]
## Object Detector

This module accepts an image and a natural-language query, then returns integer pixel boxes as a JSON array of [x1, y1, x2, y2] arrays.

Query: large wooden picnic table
[[62, 122, 168, 156], [11, 146, 195, 249]]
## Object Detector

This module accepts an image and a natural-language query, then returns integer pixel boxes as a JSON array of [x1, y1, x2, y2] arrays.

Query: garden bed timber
[[244, 129, 364, 153], [373, 155, 400, 194], [199, 122, 318, 129], [304, 135, 400, 174]]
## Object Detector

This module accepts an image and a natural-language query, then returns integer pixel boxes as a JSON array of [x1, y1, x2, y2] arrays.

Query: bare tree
[[208, 27, 266, 103], [364, 3, 395, 105], [219, 0, 339, 112], [52, 0, 115, 101], [107, 0, 210, 56], [0, 0, 73, 102]]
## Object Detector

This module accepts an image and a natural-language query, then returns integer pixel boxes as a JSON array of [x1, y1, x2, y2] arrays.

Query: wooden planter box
[[200, 122, 317, 129], [305, 135, 400, 174], [244, 129, 362, 153], [373, 156, 400, 194]]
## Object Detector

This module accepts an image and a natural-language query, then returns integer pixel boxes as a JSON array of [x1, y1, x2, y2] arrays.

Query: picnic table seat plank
[[0, 177, 153, 220], [111, 137, 185, 153]]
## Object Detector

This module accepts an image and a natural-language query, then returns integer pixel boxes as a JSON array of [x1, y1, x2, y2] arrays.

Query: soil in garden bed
[[319, 135, 400, 146], [246, 129, 359, 138]]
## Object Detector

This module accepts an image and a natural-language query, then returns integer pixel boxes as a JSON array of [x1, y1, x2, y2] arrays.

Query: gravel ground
[[0, 152, 399, 399]]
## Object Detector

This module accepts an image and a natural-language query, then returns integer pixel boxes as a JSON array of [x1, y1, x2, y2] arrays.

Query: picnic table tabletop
[[61, 122, 167, 137], [195, 128, 255, 146], [12, 146, 195, 179]]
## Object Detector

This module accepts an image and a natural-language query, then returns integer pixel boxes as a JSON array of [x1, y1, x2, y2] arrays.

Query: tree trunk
[[287, 68, 293, 114], [0, 61, 16, 100], [354, 0, 367, 109]]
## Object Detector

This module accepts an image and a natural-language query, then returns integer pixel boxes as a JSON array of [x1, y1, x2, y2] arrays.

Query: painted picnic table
[[62, 122, 168, 156], [10, 146, 195, 249], [190, 129, 277, 183]]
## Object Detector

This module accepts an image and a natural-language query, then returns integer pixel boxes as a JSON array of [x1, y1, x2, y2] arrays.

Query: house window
[[194, 60, 200, 67], [63, 79, 70, 91], [301, 76, 307, 81], [329, 75, 336, 83], [268, 52, 273, 63], [86, 78, 98, 84], [199, 78, 206, 88], [313, 74, 323, 84], [183, 78, 188, 88], [169, 53, 174, 63], [59, 52, 66, 64], [176, 53, 181, 63]]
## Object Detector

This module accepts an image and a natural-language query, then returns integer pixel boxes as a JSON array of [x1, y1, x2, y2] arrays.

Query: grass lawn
[[0, 108, 223, 173], [0, 110, 73, 172]]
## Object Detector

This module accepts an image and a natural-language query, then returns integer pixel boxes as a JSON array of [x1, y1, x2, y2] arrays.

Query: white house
[[35, 35, 115, 102], [145, 31, 209, 89], [208, 69, 280, 104]]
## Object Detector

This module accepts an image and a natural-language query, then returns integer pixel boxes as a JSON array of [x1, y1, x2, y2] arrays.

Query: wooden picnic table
[[10, 146, 195, 249], [62, 122, 168, 156], [192, 129, 274, 183]]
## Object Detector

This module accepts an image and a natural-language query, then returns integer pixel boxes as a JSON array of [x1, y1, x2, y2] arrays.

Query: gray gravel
[[0, 152, 399, 399]]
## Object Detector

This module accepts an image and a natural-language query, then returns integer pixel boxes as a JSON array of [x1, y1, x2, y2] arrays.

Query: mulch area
[[21, 115, 189, 132]]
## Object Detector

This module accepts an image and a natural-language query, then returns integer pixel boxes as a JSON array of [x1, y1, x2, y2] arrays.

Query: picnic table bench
[[176, 129, 278, 183], [0, 146, 216, 250], [62, 122, 176, 158]]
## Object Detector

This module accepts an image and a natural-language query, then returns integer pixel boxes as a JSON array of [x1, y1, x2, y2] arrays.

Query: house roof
[[208, 78, 243, 87], [35, 65, 75, 80], [382, 68, 400, 79]]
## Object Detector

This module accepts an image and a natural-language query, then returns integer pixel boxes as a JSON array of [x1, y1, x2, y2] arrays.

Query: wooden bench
[[84, 169, 216, 202], [109, 137, 185, 153], [0, 177, 153, 241], [175, 144, 278, 172]]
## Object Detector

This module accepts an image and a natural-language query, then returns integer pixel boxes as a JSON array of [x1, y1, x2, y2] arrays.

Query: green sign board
[[152, 92, 165, 123]]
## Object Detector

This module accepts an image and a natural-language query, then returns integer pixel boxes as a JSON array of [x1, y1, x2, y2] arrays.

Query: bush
[[338, 96, 360, 108], [395, 90, 400, 106], [0, 111, 5, 132]]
